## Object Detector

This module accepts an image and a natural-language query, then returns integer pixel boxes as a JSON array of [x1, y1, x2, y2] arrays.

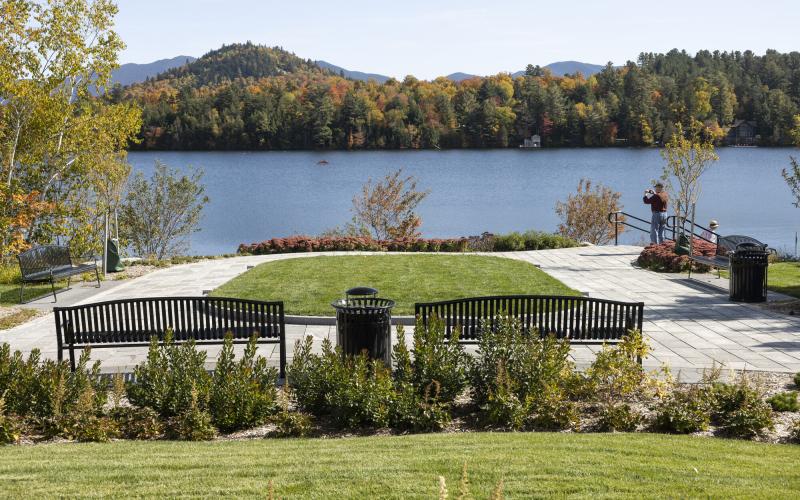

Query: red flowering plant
[[637, 238, 717, 273]]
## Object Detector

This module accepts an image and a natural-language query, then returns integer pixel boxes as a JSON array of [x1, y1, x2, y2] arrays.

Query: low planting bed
[[212, 254, 579, 316], [2, 315, 800, 449], [238, 231, 579, 255]]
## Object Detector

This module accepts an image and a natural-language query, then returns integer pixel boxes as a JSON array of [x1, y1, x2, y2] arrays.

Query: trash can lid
[[346, 286, 378, 297], [331, 297, 395, 312]]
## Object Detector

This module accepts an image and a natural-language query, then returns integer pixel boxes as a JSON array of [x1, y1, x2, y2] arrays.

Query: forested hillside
[[115, 43, 800, 149]]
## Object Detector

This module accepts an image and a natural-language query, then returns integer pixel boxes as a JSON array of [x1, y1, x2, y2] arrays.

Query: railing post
[[614, 212, 619, 246]]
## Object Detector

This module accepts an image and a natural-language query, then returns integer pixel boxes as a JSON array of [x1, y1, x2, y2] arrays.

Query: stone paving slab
[[2, 247, 799, 380]]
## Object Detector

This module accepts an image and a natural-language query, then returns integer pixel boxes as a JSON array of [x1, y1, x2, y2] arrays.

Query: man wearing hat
[[701, 220, 719, 244], [643, 182, 668, 244]]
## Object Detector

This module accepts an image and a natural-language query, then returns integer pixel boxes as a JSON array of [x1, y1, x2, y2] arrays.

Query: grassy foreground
[[769, 262, 800, 298], [1, 433, 799, 498], [213, 254, 578, 315]]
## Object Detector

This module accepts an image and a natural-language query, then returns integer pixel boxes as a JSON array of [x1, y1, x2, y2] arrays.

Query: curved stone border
[[285, 314, 416, 326]]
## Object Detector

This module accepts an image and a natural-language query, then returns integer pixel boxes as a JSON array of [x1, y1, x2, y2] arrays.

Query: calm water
[[127, 149, 800, 256]]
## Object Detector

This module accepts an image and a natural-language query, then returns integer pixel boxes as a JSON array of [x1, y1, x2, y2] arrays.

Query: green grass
[[0, 264, 69, 305], [212, 254, 579, 315], [768, 261, 800, 298], [1, 433, 799, 498]]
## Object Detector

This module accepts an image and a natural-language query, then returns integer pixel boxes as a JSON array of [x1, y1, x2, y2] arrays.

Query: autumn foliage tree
[[349, 169, 429, 240], [555, 179, 623, 245], [0, 0, 141, 258]]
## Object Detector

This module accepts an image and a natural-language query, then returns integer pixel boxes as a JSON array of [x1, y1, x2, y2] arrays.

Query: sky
[[116, 0, 800, 80]]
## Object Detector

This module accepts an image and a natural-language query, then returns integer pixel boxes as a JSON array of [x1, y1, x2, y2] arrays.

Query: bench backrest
[[18, 245, 73, 277], [414, 295, 644, 343], [54, 296, 284, 346], [716, 235, 766, 256]]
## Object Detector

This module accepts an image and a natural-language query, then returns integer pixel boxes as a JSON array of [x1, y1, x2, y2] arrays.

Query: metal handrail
[[607, 211, 718, 246], [607, 211, 680, 245]]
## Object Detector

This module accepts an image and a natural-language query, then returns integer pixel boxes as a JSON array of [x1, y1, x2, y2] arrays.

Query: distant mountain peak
[[314, 60, 390, 83], [111, 55, 196, 86]]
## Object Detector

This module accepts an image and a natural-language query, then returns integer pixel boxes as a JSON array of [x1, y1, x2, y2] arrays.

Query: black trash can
[[729, 243, 769, 303], [331, 287, 395, 366]]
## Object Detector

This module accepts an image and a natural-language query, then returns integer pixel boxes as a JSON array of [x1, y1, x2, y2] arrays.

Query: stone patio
[[2, 246, 799, 380]]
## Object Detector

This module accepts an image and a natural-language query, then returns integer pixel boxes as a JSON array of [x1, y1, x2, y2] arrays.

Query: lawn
[[1, 433, 799, 498], [212, 254, 579, 315], [768, 261, 800, 298]]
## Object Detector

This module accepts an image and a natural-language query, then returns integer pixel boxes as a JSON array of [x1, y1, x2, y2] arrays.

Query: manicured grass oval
[[212, 254, 579, 315]]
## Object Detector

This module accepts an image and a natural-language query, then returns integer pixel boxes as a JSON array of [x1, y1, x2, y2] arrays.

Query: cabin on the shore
[[725, 120, 758, 146], [521, 134, 541, 148]]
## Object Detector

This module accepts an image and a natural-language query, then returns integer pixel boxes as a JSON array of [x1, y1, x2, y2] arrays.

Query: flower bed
[[237, 231, 579, 255], [637, 239, 717, 273], [2, 317, 800, 445]]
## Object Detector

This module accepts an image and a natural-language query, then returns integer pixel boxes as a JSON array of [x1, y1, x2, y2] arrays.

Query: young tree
[[350, 169, 429, 240], [555, 179, 623, 245], [782, 115, 800, 208], [119, 161, 209, 259], [659, 122, 719, 222]]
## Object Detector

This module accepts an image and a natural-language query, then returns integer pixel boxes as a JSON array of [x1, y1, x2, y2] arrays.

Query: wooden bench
[[18, 245, 100, 303], [54, 296, 286, 378], [687, 234, 767, 278], [414, 295, 644, 345]]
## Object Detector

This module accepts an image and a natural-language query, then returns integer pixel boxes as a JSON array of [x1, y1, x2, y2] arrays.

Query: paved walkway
[[3, 247, 800, 378]]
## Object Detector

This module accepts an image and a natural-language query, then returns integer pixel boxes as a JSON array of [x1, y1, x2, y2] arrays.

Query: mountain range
[[113, 53, 604, 87]]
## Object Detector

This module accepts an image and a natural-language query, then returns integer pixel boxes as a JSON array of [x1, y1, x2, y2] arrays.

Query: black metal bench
[[54, 296, 286, 378], [687, 235, 767, 278], [415, 295, 644, 344], [18, 245, 100, 303]]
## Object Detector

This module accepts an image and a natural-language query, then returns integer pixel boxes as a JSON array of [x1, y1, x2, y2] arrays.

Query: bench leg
[[19, 281, 25, 304], [69, 346, 76, 372], [51, 277, 58, 303], [94, 266, 101, 288]]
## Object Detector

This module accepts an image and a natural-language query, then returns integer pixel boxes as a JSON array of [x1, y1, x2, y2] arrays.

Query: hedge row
[[237, 231, 579, 255]]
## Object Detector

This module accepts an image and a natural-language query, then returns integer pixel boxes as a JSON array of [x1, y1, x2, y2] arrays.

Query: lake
[[127, 148, 800, 256]]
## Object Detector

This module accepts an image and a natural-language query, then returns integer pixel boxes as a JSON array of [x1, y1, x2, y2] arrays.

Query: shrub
[[127, 331, 211, 418], [286, 336, 338, 414], [0, 344, 106, 422], [791, 419, 800, 443], [471, 316, 577, 430], [470, 316, 573, 404], [709, 378, 774, 438], [0, 395, 21, 445], [581, 330, 650, 404], [324, 351, 394, 429], [767, 391, 799, 412], [112, 407, 164, 440], [167, 386, 217, 441], [555, 179, 623, 245], [794, 372, 800, 388], [42, 386, 118, 442], [654, 387, 711, 434], [288, 338, 394, 430], [493, 232, 525, 251], [209, 335, 279, 432], [637, 239, 716, 273], [269, 410, 314, 438], [391, 381, 451, 432], [597, 403, 643, 432], [393, 317, 469, 402]]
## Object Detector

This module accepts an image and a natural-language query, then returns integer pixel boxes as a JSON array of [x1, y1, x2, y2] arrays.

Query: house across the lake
[[521, 134, 541, 148], [725, 120, 758, 146]]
